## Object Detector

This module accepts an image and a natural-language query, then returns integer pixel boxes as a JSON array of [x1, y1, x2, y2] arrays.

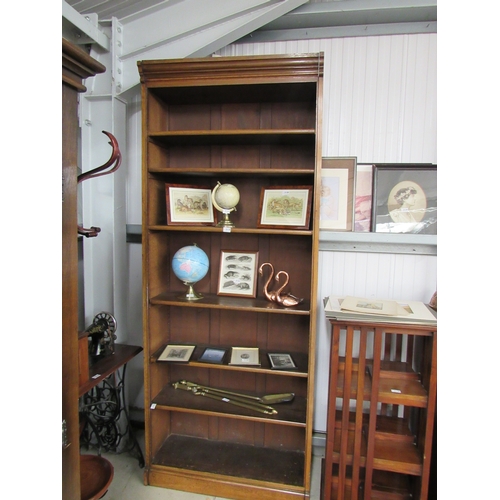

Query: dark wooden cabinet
[[138, 54, 323, 500], [62, 38, 105, 500], [322, 319, 437, 500]]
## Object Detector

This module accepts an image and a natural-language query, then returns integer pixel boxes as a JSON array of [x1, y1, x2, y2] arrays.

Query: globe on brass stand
[[211, 182, 240, 228], [171, 244, 209, 300]]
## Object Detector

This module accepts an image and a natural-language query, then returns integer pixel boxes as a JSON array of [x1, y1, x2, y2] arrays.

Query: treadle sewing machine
[[85, 312, 118, 363]]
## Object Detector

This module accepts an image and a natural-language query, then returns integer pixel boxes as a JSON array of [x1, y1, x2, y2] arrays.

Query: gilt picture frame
[[217, 250, 259, 298]]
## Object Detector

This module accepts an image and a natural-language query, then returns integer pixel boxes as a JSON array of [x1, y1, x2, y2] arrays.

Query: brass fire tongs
[[172, 380, 295, 416]]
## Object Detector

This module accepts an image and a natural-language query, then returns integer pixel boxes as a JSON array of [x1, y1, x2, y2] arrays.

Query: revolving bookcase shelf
[[138, 53, 324, 500]]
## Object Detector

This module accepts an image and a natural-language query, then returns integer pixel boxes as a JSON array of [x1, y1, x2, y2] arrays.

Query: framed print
[[257, 186, 312, 229], [217, 250, 259, 298], [198, 347, 228, 364], [158, 344, 195, 362], [229, 347, 260, 366], [320, 157, 356, 231], [268, 353, 297, 370], [165, 183, 216, 225], [372, 165, 437, 234], [354, 164, 373, 232]]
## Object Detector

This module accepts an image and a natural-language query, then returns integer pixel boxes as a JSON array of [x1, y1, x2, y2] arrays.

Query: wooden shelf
[[148, 225, 314, 236], [324, 465, 413, 500], [148, 168, 316, 176], [152, 434, 305, 488], [324, 465, 414, 500], [335, 358, 428, 408], [149, 129, 316, 146], [152, 384, 307, 426], [151, 344, 309, 377], [328, 416, 420, 475], [149, 291, 311, 315]]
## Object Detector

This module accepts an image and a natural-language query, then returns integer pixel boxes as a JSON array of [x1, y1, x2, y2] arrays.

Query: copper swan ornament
[[258, 263, 280, 303], [274, 271, 304, 307]]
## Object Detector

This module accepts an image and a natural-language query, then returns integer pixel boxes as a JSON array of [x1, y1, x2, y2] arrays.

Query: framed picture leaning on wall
[[320, 157, 356, 231], [354, 164, 373, 232], [372, 164, 437, 234]]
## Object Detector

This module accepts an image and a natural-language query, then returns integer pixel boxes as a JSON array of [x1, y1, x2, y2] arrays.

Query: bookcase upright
[[138, 53, 324, 499]]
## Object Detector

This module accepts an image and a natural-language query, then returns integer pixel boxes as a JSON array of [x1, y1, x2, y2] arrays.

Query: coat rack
[[78, 131, 122, 238]]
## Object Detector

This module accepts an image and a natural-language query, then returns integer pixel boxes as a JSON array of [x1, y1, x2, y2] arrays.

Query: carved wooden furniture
[[62, 38, 105, 500], [139, 53, 323, 499], [322, 318, 437, 500]]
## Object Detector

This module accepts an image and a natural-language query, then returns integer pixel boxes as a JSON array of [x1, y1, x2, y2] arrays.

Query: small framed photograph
[[165, 183, 216, 225], [217, 250, 259, 298], [257, 186, 312, 229], [371, 164, 437, 234], [198, 347, 228, 364], [268, 353, 297, 370], [320, 157, 356, 231], [354, 164, 373, 232], [229, 347, 260, 366], [158, 344, 195, 362]]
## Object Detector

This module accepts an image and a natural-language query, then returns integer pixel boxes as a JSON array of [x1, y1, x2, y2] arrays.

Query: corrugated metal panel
[[216, 33, 437, 162]]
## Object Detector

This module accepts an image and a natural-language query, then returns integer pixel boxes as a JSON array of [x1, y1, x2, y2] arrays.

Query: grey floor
[[84, 428, 324, 500]]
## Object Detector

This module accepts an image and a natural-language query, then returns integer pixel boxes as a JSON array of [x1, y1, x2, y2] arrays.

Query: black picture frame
[[268, 352, 297, 370], [371, 164, 437, 234], [198, 347, 228, 364], [157, 344, 196, 362]]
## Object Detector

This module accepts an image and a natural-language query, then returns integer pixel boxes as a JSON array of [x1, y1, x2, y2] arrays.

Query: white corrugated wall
[[215, 34, 437, 432]]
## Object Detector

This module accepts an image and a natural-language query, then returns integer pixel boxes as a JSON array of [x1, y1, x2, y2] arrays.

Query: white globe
[[214, 183, 240, 210]]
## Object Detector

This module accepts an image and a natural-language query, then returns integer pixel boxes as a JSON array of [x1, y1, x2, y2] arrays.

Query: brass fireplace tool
[[172, 380, 294, 415]]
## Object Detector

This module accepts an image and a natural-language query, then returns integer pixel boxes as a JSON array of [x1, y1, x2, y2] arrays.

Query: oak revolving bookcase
[[322, 318, 437, 500], [138, 54, 324, 500]]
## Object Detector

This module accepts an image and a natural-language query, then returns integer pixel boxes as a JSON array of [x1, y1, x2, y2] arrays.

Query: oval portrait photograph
[[387, 181, 427, 224]]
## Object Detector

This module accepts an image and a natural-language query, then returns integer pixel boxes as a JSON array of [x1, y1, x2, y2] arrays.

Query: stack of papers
[[324, 295, 437, 326]]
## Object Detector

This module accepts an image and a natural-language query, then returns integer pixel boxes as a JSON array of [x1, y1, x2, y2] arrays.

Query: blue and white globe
[[172, 244, 209, 299]]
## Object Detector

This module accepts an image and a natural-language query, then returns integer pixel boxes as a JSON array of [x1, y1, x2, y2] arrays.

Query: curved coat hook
[[78, 131, 122, 237]]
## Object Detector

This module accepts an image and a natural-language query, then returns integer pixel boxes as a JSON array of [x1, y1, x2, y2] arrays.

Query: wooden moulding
[[78, 332, 89, 387]]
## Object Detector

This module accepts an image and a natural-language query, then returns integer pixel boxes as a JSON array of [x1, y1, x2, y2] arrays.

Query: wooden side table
[[79, 343, 145, 467], [322, 319, 437, 500]]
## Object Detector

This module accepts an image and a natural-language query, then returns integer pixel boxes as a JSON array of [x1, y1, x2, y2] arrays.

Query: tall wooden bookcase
[[138, 54, 324, 500], [322, 319, 437, 500]]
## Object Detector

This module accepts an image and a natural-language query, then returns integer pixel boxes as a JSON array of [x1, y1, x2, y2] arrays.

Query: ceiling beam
[[115, 0, 309, 92], [62, 0, 110, 50], [238, 0, 437, 42]]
